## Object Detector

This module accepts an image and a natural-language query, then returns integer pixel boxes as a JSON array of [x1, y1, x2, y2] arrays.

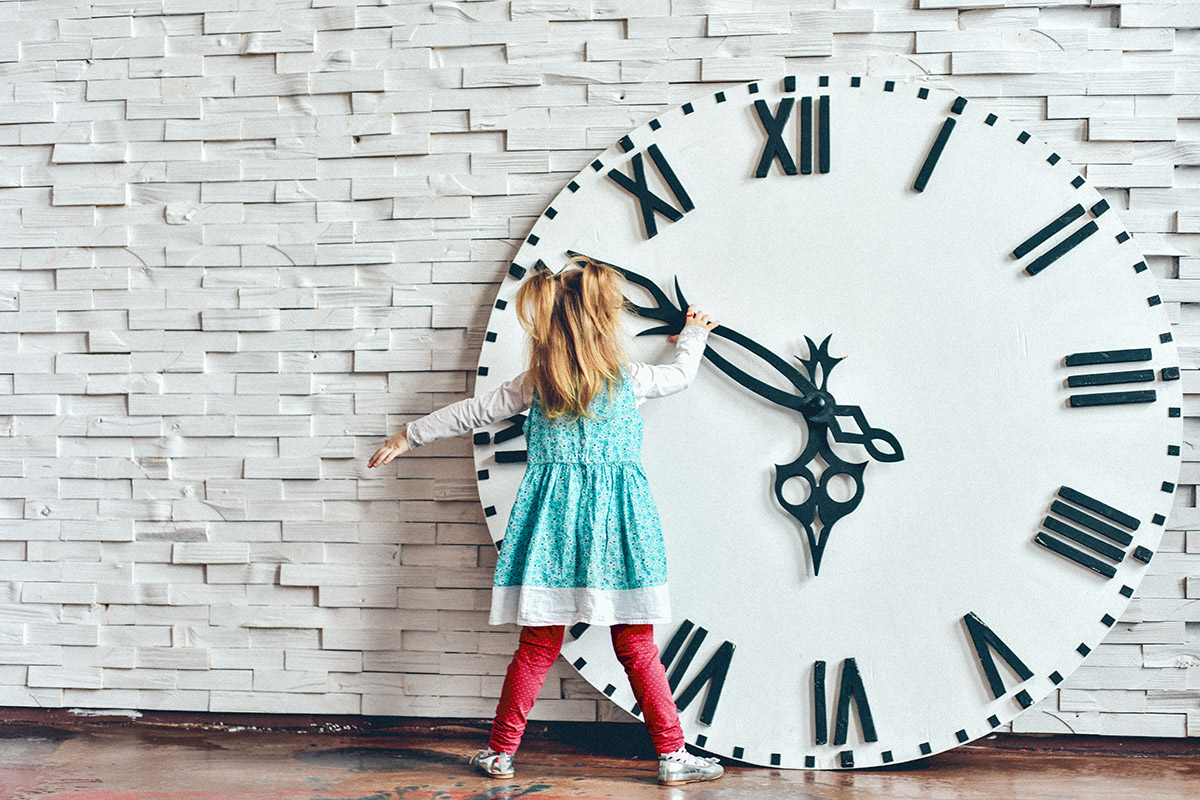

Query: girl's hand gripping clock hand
[[667, 304, 719, 342], [368, 428, 412, 468]]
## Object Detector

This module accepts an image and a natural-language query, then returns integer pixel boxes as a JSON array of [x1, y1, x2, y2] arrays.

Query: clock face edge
[[470, 72, 1186, 769]]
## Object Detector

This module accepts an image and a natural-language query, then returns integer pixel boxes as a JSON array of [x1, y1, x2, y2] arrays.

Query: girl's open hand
[[368, 428, 411, 468], [668, 304, 719, 342]]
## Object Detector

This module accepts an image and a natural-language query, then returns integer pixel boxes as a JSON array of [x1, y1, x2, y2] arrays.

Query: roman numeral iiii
[[1033, 485, 1146, 579], [572, 618, 736, 726]]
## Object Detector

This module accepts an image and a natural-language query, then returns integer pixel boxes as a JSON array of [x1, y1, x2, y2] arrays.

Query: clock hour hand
[[797, 334, 904, 464], [828, 403, 903, 463], [571, 251, 900, 461], [566, 249, 696, 340]]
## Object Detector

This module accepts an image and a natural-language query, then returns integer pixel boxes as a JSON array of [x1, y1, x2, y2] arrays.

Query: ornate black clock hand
[[774, 422, 867, 577], [567, 249, 902, 463], [566, 250, 904, 578], [797, 333, 903, 464]]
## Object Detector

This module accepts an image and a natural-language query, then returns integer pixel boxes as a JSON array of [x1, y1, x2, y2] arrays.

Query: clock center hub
[[801, 391, 836, 423]]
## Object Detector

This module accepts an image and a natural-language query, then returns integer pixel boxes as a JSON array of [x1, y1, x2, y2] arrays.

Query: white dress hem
[[489, 584, 672, 627]]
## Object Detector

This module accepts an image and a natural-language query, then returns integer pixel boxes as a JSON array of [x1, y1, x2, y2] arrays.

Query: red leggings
[[489, 623, 686, 755]]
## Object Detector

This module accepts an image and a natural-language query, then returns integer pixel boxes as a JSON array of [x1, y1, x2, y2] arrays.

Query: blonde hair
[[515, 256, 632, 423]]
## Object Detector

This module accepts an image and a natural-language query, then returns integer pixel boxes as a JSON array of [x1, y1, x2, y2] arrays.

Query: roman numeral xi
[[607, 144, 695, 239]]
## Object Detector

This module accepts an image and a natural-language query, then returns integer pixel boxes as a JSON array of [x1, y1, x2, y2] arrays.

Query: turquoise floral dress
[[489, 365, 673, 627], [403, 324, 711, 627]]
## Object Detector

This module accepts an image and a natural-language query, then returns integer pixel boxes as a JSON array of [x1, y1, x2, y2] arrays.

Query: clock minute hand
[[565, 250, 821, 406]]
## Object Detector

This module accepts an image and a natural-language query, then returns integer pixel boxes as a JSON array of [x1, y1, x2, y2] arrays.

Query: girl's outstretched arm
[[403, 370, 534, 450], [369, 372, 535, 466], [627, 324, 712, 407]]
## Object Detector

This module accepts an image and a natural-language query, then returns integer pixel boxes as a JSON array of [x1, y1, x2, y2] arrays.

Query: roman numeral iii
[[1033, 485, 1148, 579], [1062, 346, 1179, 408]]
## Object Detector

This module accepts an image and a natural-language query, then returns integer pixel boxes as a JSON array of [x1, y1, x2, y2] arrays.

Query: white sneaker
[[658, 746, 724, 785], [469, 746, 514, 779]]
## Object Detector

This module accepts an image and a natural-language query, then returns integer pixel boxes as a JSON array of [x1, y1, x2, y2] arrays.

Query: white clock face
[[472, 74, 1182, 770]]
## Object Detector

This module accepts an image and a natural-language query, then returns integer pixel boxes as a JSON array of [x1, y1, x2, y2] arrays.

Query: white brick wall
[[0, 0, 1197, 738]]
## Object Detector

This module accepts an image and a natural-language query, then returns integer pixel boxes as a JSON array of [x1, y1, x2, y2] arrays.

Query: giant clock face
[[471, 73, 1182, 770]]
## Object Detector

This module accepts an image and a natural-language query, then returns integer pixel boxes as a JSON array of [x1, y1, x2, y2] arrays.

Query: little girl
[[368, 257, 724, 786]]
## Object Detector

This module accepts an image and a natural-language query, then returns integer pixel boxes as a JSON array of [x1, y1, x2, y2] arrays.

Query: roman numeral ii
[[1012, 199, 1109, 276]]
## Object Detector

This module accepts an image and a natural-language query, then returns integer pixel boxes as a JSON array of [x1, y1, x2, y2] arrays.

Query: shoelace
[[659, 748, 719, 766], [477, 747, 513, 760]]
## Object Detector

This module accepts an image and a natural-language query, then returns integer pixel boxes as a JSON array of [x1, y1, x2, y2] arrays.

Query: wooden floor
[[2, 717, 1198, 800]]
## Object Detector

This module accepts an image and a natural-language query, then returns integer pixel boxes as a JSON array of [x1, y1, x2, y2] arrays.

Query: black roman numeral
[[494, 417, 527, 444], [607, 143, 694, 239], [1034, 485, 1146, 579], [813, 657, 877, 750], [913, 96, 967, 192], [1064, 347, 1158, 408], [485, 417, 528, 463], [963, 611, 1034, 706], [657, 619, 736, 725], [752, 95, 830, 178], [1012, 199, 1109, 276], [572, 619, 736, 726]]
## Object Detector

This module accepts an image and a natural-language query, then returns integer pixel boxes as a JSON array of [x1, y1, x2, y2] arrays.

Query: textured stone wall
[[0, 0, 1197, 737]]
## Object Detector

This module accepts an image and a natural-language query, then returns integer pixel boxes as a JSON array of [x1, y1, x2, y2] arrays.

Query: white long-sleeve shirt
[[404, 324, 712, 449]]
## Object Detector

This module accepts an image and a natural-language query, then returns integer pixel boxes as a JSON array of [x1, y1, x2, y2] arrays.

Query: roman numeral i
[[913, 95, 967, 192]]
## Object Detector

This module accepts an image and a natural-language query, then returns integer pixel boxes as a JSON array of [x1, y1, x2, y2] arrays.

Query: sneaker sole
[[659, 772, 723, 786], [659, 777, 721, 786]]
